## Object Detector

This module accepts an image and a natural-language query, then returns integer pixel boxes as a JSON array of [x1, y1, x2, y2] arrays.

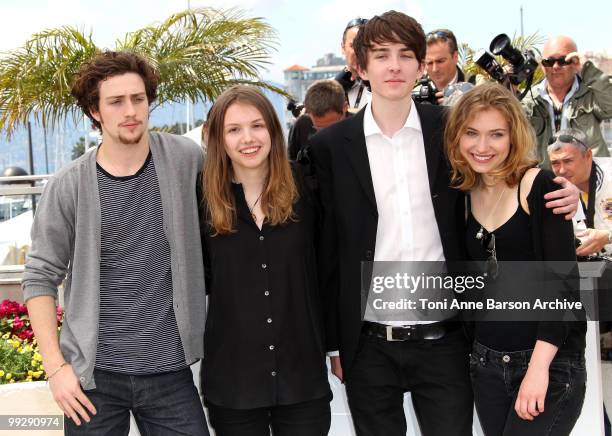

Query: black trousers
[[206, 396, 331, 436], [470, 341, 586, 436], [345, 328, 473, 436]]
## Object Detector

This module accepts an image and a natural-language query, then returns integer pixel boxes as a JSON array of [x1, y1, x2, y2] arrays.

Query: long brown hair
[[202, 85, 298, 235], [445, 82, 538, 191]]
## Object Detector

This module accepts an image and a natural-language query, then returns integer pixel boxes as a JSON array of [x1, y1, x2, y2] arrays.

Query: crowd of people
[[20, 8, 612, 436]]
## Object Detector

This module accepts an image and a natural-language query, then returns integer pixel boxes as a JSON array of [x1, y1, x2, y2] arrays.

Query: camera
[[335, 68, 354, 94], [287, 99, 304, 118], [412, 76, 439, 105], [475, 33, 538, 98], [490, 34, 538, 85]]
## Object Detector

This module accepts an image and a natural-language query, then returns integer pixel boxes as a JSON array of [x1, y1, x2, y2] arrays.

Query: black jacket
[[308, 102, 466, 377]]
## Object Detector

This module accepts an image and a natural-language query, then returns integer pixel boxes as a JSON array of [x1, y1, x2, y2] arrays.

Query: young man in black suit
[[308, 10, 580, 436]]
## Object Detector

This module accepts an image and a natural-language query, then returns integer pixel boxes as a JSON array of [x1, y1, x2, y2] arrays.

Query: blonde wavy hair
[[202, 85, 298, 235], [445, 82, 538, 191]]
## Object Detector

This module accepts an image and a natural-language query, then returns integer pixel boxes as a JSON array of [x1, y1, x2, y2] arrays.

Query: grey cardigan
[[22, 132, 206, 390]]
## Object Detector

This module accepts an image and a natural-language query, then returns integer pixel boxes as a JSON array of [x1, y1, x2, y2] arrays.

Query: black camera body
[[490, 34, 538, 85], [476, 34, 537, 88], [287, 100, 305, 118], [412, 77, 439, 105], [335, 68, 354, 94]]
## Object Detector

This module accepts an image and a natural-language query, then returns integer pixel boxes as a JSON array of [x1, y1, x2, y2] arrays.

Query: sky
[[0, 0, 611, 84]]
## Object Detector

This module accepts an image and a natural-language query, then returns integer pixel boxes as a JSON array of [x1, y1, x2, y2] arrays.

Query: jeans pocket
[[546, 360, 572, 405]]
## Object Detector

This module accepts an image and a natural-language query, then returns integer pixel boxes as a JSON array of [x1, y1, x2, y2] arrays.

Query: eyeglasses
[[556, 134, 588, 150], [345, 18, 368, 30], [426, 30, 452, 41], [541, 56, 573, 68], [478, 230, 499, 279]]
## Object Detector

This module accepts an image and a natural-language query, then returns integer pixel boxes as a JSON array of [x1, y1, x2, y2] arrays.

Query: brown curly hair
[[70, 51, 160, 129]]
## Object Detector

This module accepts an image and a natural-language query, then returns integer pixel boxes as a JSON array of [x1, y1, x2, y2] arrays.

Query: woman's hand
[[515, 364, 549, 420], [515, 340, 558, 420]]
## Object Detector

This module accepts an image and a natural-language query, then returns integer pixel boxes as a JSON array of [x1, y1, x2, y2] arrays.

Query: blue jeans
[[470, 341, 586, 436], [65, 368, 209, 436]]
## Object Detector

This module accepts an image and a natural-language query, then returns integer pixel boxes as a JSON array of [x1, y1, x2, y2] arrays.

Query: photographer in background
[[288, 80, 349, 160], [523, 35, 612, 167], [335, 17, 371, 111], [547, 128, 612, 257], [548, 128, 612, 436], [418, 29, 474, 105]]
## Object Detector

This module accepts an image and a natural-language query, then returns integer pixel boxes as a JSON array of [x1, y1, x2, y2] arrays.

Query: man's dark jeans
[[65, 368, 209, 435], [470, 341, 586, 436]]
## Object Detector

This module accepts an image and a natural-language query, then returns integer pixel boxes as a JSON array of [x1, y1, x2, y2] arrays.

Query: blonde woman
[[446, 83, 586, 436]]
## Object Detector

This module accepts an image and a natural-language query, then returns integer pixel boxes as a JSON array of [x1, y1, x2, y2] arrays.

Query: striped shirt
[[95, 152, 186, 374]]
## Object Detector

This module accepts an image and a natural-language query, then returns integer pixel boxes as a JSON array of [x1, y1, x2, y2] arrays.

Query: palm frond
[[0, 26, 97, 136], [118, 8, 281, 106], [0, 8, 281, 137]]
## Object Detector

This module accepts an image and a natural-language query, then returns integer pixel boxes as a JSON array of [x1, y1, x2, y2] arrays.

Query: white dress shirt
[[362, 101, 445, 325]]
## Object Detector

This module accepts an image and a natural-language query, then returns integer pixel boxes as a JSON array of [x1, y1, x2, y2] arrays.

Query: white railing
[[0, 174, 51, 268]]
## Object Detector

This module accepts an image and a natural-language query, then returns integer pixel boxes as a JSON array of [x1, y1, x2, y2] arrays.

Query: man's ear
[[356, 62, 368, 82], [452, 51, 459, 64], [90, 107, 101, 125], [417, 61, 425, 78]]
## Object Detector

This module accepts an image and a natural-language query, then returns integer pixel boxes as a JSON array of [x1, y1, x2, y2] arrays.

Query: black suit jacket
[[308, 102, 466, 378]]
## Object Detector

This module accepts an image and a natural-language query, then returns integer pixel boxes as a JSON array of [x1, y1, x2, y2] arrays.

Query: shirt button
[[259, 236, 264, 241], [262, 263, 267, 269], [271, 371, 277, 376], [269, 345, 275, 350], [267, 318, 272, 323], [264, 291, 270, 296], [79, 377, 86, 382]]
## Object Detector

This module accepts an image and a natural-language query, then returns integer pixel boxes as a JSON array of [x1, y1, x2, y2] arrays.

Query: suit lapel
[[341, 109, 378, 213], [415, 103, 442, 194]]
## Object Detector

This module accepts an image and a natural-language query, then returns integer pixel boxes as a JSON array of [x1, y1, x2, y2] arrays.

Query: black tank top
[[465, 187, 540, 351]]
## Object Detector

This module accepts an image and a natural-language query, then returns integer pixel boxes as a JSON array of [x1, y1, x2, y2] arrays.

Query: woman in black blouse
[[445, 83, 586, 436], [199, 85, 331, 436]]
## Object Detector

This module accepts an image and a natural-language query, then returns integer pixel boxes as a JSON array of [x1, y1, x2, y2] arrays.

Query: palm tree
[[0, 8, 282, 137]]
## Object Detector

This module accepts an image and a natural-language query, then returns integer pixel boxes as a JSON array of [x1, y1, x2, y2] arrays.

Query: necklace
[[475, 185, 507, 240], [247, 190, 264, 222]]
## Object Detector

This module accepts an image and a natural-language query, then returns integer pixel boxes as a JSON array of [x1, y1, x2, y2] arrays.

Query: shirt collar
[[536, 75, 580, 103], [447, 70, 459, 87], [363, 99, 422, 138]]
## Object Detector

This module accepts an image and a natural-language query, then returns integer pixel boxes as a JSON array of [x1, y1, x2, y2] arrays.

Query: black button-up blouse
[[199, 166, 331, 409]]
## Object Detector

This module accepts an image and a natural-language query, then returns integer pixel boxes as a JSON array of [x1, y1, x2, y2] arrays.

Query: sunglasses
[[541, 56, 573, 68], [426, 30, 452, 41], [556, 133, 588, 150], [345, 18, 368, 30], [478, 229, 499, 279]]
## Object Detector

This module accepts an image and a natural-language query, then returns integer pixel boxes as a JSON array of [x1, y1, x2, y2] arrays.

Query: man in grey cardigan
[[22, 52, 208, 435]]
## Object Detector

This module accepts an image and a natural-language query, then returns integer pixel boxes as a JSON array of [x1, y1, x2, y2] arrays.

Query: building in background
[[284, 53, 345, 103]]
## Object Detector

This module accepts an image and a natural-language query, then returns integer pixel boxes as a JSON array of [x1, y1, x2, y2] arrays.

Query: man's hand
[[564, 51, 586, 74], [330, 356, 343, 382], [48, 364, 96, 426], [435, 90, 445, 105], [576, 228, 610, 256], [515, 364, 549, 421], [544, 176, 580, 220]]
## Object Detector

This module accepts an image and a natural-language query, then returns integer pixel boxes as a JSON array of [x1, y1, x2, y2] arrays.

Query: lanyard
[[353, 84, 364, 109]]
